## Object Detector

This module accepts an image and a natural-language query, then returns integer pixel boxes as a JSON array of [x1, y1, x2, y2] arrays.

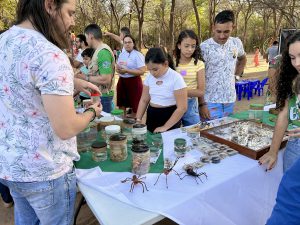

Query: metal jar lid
[[91, 141, 107, 148], [105, 125, 121, 134], [123, 118, 136, 124], [109, 134, 127, 141], [131, 143, 149, 153]]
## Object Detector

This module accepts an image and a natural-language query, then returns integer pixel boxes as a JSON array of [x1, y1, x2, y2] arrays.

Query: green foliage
[[0, 0, 17, 30]]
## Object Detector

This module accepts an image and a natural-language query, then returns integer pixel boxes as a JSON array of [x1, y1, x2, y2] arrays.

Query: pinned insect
[[180, 165, 208, 184], [154, 157, 181, 188], [121, 175, 149, 193]]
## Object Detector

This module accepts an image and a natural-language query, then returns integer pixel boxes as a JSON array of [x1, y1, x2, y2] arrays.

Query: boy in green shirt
[[84, 24, 115, 113]]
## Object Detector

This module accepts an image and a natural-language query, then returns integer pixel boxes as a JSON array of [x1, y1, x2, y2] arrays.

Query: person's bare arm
[[235, 54, 247, 76], [259, 101, 289, 170], [154, 88, 187, 133], [136, 85, 150, 121], [42, 95, 102, 140], [104, 31, 122, 44], [88, 74, 112, 86], [187, 68, 205, 97], [116, 65, 146, 76]]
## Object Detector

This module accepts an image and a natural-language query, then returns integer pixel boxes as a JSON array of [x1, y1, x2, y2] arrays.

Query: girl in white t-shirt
[[136, 48, 187, 133]]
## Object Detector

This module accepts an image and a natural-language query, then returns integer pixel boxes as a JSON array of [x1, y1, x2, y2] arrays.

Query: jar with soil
[[109, 134, 127, 162], [131, 144, 150, 175]]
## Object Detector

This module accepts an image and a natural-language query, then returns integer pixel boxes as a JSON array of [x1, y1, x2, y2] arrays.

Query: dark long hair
[[175, 29, 203, 67], [145, 47, 175, 70], [16, 0, 69, 49], [123, 34, 137, 51], [276, 31, 300, 110]]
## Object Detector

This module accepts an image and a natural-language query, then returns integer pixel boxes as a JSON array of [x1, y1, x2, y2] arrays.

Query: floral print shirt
[[200, 37, 245, 103], [0, 26, 79, 182]]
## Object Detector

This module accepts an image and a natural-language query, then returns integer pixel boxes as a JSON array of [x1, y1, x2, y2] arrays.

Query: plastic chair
[[255, 78, 268, 96]]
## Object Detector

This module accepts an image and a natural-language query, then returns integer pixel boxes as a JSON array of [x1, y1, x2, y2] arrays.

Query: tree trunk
[[168, 0, 176, 54], [133, 0, 147, 49], [191, 0, 201, 41], [208, 0, 216, 37]]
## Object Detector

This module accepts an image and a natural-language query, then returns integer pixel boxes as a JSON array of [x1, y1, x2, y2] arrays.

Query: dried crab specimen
[[121, 175, 149, 193]]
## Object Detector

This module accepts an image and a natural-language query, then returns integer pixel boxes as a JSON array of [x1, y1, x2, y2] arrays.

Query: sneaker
[[3, 201, 13, 208]]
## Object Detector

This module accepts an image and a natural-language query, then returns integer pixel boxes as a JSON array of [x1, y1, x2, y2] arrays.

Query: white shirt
[[117, 49, 145, 78], [0, 26, 79, 182], [200, 37, 245, 103], [75, 48, 83, 63], [144, 68, 186, 106]]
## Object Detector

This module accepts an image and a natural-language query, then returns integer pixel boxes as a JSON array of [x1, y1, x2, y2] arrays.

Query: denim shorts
[[0, 168, 77, 225], [283, 138, 300, 172], [206, 102, 235, 120], [182, 98, 200, 126]]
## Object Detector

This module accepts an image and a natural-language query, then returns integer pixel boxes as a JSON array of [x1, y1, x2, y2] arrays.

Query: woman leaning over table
[[116, 34, 146, 117], [0, 0, 102, 224], [259, 31, 300, 172], [136, 47, 187, 133]]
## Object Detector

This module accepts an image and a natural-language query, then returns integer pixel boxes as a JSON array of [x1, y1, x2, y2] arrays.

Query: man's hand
[[199, 105, 210, 120], [74, 78, 101, 97]]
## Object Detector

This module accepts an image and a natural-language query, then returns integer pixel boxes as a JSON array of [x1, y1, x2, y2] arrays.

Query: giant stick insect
[[154, 157, 181, 188]]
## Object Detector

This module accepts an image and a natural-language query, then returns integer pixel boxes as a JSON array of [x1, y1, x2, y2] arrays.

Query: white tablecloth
[[76, 123, 283, 225]]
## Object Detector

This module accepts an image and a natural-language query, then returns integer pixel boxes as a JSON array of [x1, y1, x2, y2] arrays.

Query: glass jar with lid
[[109, 134, 127, 161], [105, 125, 121, 146], [91, 141, 107, 162], [97, 116, 114, 132], [132, 124, 147, 142], [91, 91, 101, 104], [122, 118, 136, 141], [131, 144, 150, 175], [111, 109, 124, 126]]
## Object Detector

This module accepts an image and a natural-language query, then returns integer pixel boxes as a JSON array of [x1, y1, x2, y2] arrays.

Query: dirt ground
[[0, 54, 269, 225]]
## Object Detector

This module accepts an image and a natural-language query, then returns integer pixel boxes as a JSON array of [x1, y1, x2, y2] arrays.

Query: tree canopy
[[1, 0, 299, 52]]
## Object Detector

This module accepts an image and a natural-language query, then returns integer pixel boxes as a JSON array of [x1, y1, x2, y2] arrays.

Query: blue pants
[[283, 138, 300, 172], [0, 168, 77, 225], [206, 102, 235, 120], [0, 182, 13, 203], [182, 98, 200, 126], [101, 95, 113, 113]]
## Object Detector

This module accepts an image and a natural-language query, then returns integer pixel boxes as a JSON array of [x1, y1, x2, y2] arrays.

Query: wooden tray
[[200, 120, 288, 160]]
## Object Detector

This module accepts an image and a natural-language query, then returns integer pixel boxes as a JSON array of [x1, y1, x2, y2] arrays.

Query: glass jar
[[132, 124, 147, 143], [97, 116, 114, 133], [249, 103, 264, 121], [105, 125, 121, 146], [131, 144, 150, 175], [91, 92, 101, 104], [111, 109, 124, 126], [91, 141, 107, 162], [122, 118, 136, 141], [109, 134, 127, 162], [174, 138, 187, 157]]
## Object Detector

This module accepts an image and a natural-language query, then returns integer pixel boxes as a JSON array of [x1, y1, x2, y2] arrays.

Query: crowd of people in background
[[2, 0, 300, 224]]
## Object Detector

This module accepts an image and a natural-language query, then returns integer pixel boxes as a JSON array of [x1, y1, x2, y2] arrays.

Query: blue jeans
[[283, 138, 300, 172], [101, 95, 113, 113], [0, 168, 77, 225], [182, 98, 200, 126], [205, 102, 235, 120]]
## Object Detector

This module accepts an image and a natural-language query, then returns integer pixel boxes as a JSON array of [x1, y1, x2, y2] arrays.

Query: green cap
[[111, 109, 124, 115]]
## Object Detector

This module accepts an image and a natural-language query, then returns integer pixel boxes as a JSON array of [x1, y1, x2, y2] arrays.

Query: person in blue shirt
[[266, 156, 300, 225]]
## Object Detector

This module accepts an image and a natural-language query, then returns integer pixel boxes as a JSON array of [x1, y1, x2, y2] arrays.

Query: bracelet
[[84, 107, 96, 122], [198, 102, 207, 108]]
